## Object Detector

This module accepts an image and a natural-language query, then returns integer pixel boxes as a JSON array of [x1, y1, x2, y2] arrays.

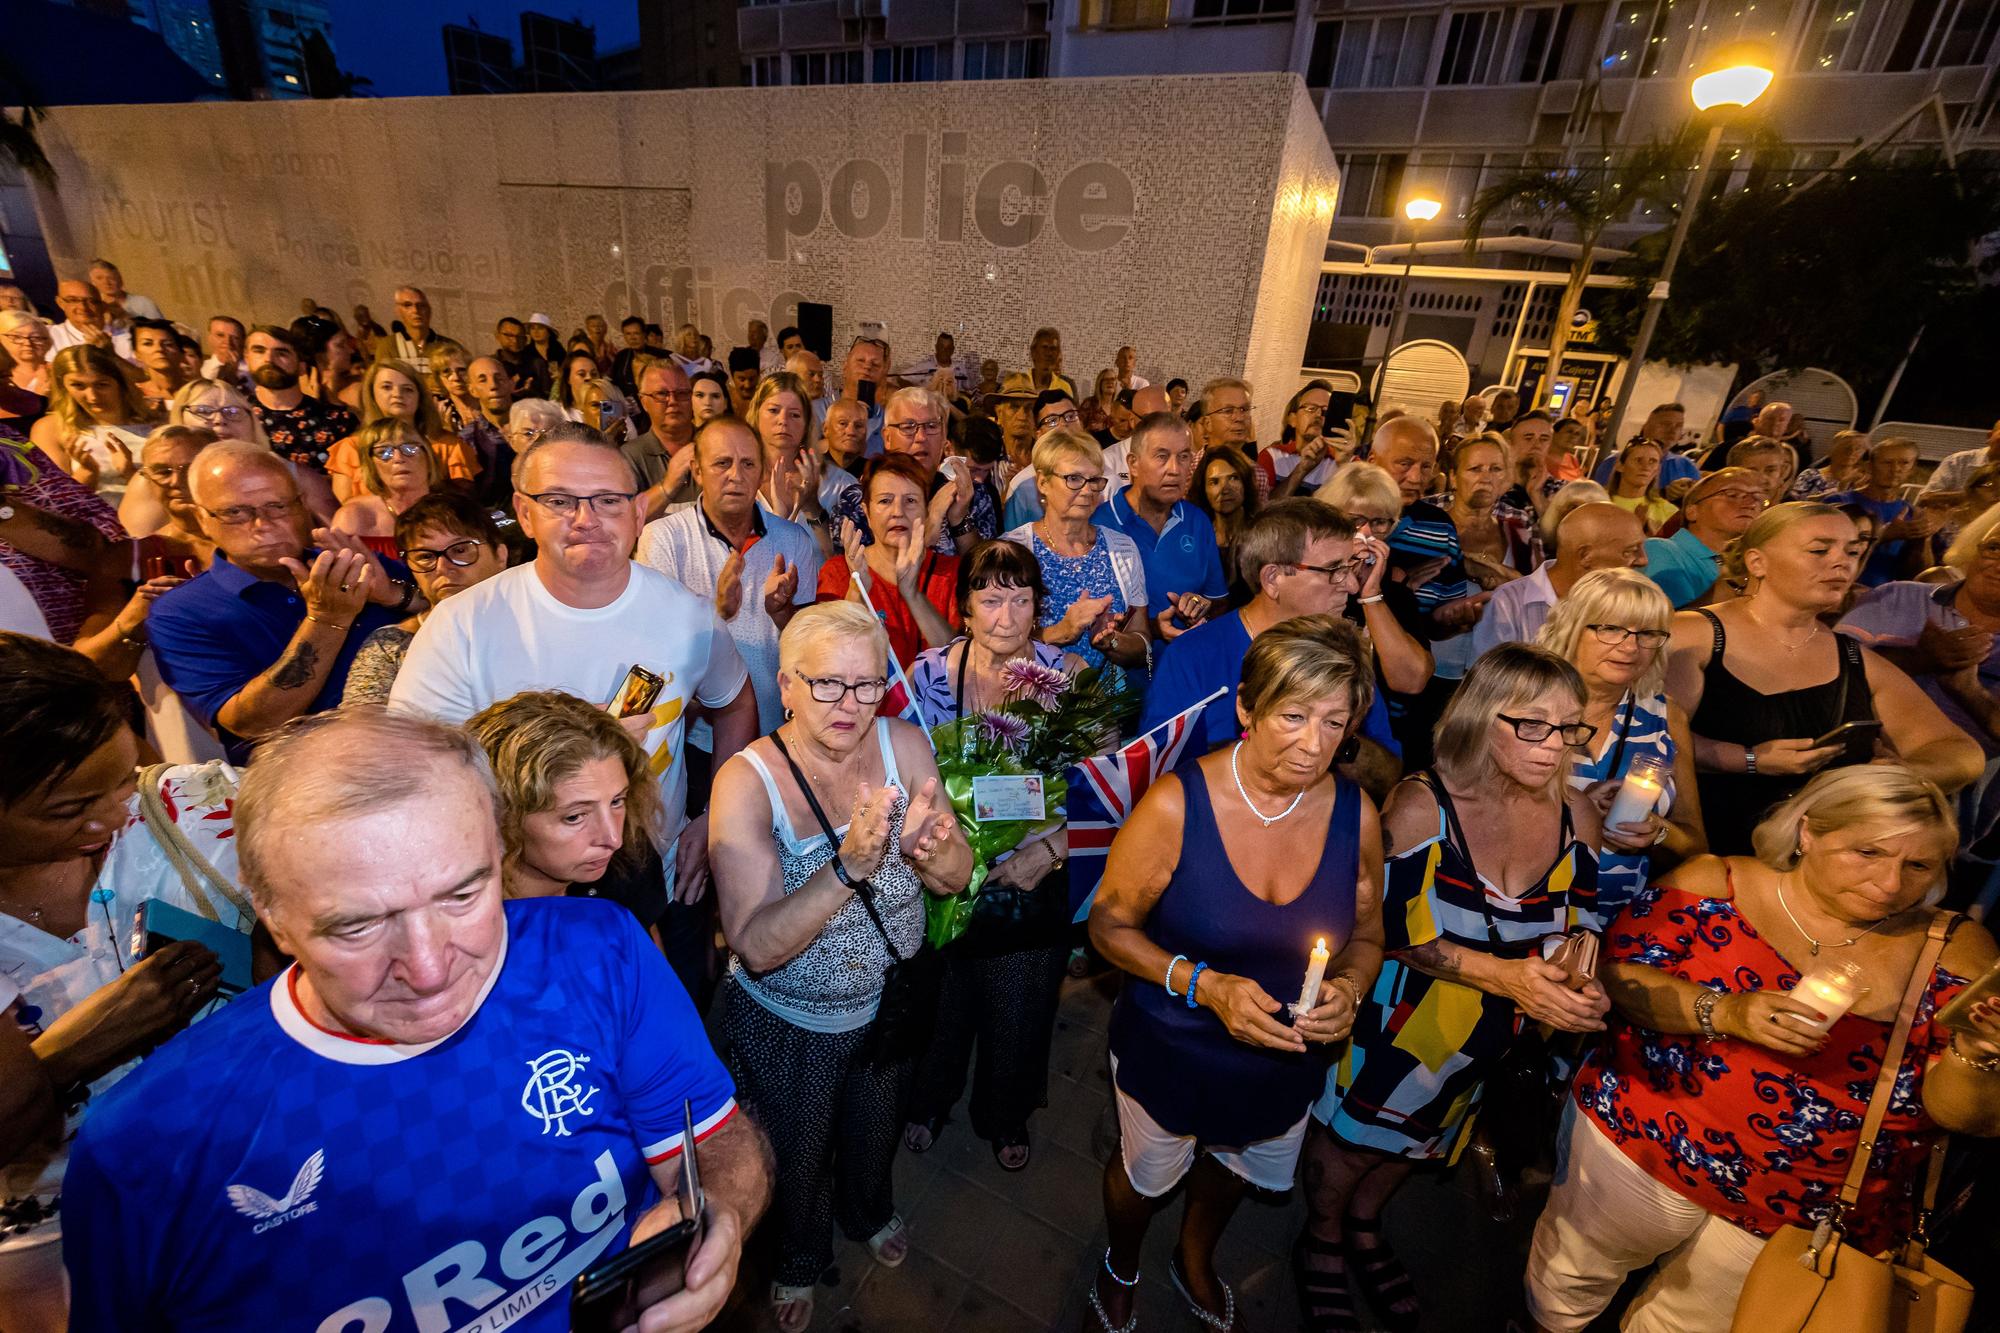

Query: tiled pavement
[[715, 970, 1544, 1332]]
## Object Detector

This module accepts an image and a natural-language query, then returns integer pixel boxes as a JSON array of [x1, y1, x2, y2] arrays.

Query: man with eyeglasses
[[1001, 386, 1107, 531], [879, 386, 985, 555], [625, 361, 700, 512], [389, 286, 447, 364], [1642, 467, 1767, 609], [48, 279, 133, 361], [1197, 378, 1256, 454], [1094, 414, 1227, 649], [148, 442, 415, 763], [1471, 503, 1647, 659], [492, 315, 550, 398], [391, 423, 757, 989], [246, 325, 357, 473], [1261, 380, 1342, 501], [1143, 499, 1402, 797]]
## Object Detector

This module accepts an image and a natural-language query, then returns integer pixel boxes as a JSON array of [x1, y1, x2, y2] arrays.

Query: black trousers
[[907, 937, 1068, 1142]]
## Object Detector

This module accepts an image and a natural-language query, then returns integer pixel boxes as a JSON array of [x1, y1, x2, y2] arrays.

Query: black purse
[[770, 732, 941, 1066]]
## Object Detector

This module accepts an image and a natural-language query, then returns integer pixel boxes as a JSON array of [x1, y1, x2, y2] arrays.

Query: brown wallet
[[1540, 930, 1601, 990]]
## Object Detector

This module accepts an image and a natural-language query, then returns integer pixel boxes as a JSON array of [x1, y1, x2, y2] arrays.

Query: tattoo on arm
[[1395, 941, 1461, 978], [270, 641, 320, 690], [27, 507, 99, 551]]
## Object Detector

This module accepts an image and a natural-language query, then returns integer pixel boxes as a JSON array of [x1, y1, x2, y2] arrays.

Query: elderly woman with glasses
[[1537, 568, 1707, 913], [0, 310, 53, 424], [1302, 645, 1604, 1333], [708, 601, 970, 1333], [340, 490, 507, 705], [1001, 427, 1150, 682]]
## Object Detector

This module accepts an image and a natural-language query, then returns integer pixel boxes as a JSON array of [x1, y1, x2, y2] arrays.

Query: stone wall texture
[[34, 74, 1336, 402]]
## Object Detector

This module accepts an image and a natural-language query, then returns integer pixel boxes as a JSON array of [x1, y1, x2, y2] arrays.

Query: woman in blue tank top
[[1085, 616, 1386, 1333]]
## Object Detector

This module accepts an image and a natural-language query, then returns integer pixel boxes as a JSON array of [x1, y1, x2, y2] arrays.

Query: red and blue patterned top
[[1575, 878, 1967, 1251]]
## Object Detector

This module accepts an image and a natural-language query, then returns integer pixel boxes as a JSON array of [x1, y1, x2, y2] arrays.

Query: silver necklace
[[1230, 742, 1306, 827], [1774, 876, 1884, 956], [1746, 605, 1821, 656]]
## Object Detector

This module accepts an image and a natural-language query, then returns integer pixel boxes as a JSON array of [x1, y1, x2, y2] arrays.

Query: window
[[1509, 5, 1575, 82], [1080, 0, 1170, 27], [1798, 0, 1884, 69], [1307, 15, 1435, 89], [963, 37, 1047, 78], [1437, 9, 1505, 83], [873, 42, 947, 82], [1190, 0, 1293, 25], [746, 54, 783, 85], [1336, 154, 1409, 217], [1600, 0, 1694, 76], [1689, 0, 1794, 70], [792, 49, 864, 83], [1886, 0, 2000, 68]]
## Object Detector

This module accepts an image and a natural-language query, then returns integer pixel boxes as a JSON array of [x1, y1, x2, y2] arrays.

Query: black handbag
[[770, 733, 942, 1065]]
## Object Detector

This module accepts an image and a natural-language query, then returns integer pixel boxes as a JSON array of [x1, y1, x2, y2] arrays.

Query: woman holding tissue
[[1301, 645, 1604, 1333], [1086, 617, 1384, 1333], [1525, 764, 2000, 1333]]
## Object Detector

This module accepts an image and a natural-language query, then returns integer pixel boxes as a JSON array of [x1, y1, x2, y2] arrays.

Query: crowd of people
[[4, 263, 2000, 1333]]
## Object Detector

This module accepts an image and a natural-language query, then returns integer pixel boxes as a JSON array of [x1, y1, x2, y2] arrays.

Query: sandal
[[771, 1282, 814, 1333], [1292, 1232, 1363, 1332], [1167, 1253, 1235, 1331], [992, 1131, 1030, 1172], [867, 1213, 910, 1268], [1341, 1213, 1419, 1333], [1086, 1250, 1140, 1333], [903, 1116, 946, 1154]]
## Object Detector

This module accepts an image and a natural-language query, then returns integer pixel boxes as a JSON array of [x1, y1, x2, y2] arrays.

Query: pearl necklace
[[1230, 743, 1306, 827], [1775, 876, 1886, 956]]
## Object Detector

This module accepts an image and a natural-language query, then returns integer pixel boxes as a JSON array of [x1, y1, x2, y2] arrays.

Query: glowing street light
[[1403, 195, 1443, 223], [1386, 193, 1444, 362], [1606, 47, 1773, 439]]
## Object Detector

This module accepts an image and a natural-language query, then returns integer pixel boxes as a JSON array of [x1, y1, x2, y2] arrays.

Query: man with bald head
[[1471, 502, 1648, 657], [822, 396, 871, 475], [147, 441, 416, 761], [64, 707, 771, 1333]]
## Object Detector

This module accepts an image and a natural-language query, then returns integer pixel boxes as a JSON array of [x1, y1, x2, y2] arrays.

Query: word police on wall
[[766, 131, 1136, 261]]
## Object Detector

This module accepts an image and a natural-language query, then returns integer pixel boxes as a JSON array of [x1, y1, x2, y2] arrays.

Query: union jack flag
[[1064, 688, 1223, 922]]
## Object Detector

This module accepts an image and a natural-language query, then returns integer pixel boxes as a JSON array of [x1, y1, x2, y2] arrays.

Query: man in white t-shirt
[[1115, 344, 1150, 392], [390, 423, 756, 917], [47, 280, 134, 360]]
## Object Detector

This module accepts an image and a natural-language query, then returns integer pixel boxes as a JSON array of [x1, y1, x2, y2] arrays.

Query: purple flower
[[974, 711, 1031, 751], [1000, 658, 1069, 709]]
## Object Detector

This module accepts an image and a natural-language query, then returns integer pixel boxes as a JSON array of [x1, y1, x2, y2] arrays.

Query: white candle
[[1793, 962, 1863, 1035], [1295, 938, 1331, 1017], [1607, 754, 1669, 831]]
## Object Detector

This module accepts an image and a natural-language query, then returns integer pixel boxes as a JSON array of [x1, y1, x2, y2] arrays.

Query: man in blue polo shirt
[[1094, 412, 1229, 652], [1143, 498, 1401, 797], [149, 441, 414, 762], [1642, 466, 1767, 608]]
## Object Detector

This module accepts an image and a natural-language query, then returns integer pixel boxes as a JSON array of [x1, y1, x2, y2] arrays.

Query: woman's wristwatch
[[1743, 745, 1759, 775]]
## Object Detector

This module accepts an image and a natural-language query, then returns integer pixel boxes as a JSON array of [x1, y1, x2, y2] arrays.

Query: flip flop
[[867, 1212, 910, 1268], [1167, 1253, 1235, 1331], [903, 1116, 945, 1154], [771, 1282, 814, 1333], [992, 1131, 1030, 1172]]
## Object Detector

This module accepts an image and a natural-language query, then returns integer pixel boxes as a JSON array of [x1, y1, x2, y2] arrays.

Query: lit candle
[[1793, 961, 1864, 1035], [1606, 754, 1669, 832], [1295, 938, 1331, 1017]]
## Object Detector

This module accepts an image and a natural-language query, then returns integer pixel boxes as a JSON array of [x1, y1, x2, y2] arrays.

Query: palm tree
[[1462, 130, 1696, 402], [0, 51, 54, 188]]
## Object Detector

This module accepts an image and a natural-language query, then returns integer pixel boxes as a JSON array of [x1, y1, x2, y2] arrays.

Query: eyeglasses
[[1495, 713, 1599, 746], [798, 674, 887, 705], [512, 426, 551, 446], [1584, 624, 1670, 649], [1344, 513, 1397, 534], [185, 404, 247, 424], [641, 389, 693, 403], [370, 441, 429, 462], [1051, 471, 1109, 493], [201, 497, 300, 527], [1037, 409, 1081, 430], [401, 537, 487, 571], [524, 490, 636, 517], [140, 463, 190, 485], [1290, 557, 1363, 584], [885, 418, 944, 437], [1292, 404, 1327, 419], [1210, 405, 1253, 419], [1699, 487, 1766, 506]]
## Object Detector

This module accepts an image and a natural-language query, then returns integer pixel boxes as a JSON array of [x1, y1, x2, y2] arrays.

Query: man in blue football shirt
[[62, 709, 772, 1333]]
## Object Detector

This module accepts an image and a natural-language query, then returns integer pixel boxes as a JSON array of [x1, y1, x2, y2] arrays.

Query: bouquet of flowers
[[923, 657, 1136, 947]]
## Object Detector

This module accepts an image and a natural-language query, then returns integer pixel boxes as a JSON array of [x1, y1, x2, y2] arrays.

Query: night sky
[[329, 0, 639, 98]]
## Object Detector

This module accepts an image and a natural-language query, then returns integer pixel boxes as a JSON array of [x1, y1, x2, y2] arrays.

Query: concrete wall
[[31, 74, 1335, 397]]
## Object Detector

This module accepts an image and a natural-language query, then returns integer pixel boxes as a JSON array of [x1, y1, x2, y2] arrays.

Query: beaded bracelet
[[1164, 953, 1187, 997], [1186, 961, 1208, 1008]]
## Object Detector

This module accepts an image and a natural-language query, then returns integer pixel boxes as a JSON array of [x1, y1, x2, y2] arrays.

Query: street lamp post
[[1604, 53, 1773, 445], [1384, 194, 1442, 382]]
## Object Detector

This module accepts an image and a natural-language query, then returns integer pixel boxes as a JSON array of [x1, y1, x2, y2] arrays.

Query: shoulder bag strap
[[767, 732, 908, 965], [136, 763, 253, 927], [1838, 911, 1958, 1212]]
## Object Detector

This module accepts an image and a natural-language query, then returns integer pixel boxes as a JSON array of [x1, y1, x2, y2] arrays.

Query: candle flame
[[1317, 938, 1327, 950]]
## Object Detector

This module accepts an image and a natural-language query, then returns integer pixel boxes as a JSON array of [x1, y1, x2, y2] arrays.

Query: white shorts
[[1525, 1102, 1766, 1333], [1110, 1056, 1309, 1198]]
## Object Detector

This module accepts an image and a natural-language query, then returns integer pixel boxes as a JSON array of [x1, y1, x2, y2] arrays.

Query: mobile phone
[[571, 1101, 706, 1333], [614, 665, 665, 719], [132, 898, 253, 999], [1935, 957, 2000, 1034], [1810, 719, 1883, 752], [857, 379, 877, 407]]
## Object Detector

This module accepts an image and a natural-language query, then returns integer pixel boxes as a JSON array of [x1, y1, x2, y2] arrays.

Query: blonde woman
[[1605, 440, 1677, 533], [1668, 501, 1984, 855], [1787, 427, 1869, 501], [29, 344, 158, 501], [1528, 765, 2000, 1333], [423, 338, 478, 433], [1303, 644, 1603, 1333], [750, 371, 859, 557], [324, 358, 471, 503], [576, 376, 634, 445], [330, 419, 448, 547], [1537, 567, 1706, 911], [465, 689, 670, 940]]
